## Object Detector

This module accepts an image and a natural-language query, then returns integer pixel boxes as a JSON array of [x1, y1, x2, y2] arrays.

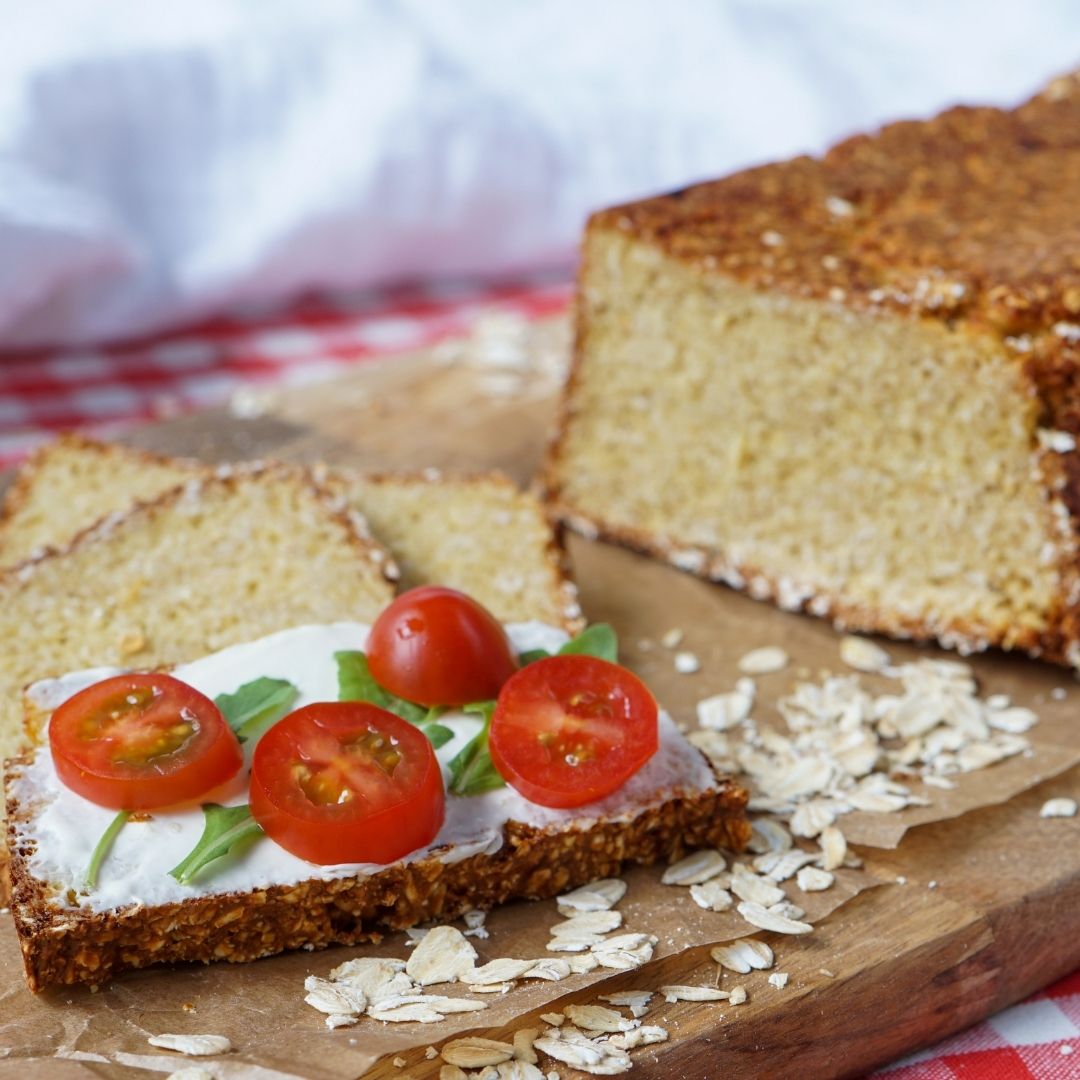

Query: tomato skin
[[250, 702, 445, 865], [489, 655, 659, 809], [367, 586, 519, 707], [49, 673, 243, 810]]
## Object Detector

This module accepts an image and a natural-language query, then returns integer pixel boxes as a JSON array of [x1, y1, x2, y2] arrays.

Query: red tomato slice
[[489, 655, 659, 809], [49, 673, 243, 810], [250, 702, 445, 865], [366, 586, 519, 707]]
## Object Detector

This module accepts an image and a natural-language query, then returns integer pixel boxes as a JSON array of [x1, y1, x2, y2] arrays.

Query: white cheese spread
[[12, 621, 717, 914]]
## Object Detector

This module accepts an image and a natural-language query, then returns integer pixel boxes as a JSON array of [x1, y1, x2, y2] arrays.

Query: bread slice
[[0, 465, 395, 764], [0, 437, 582, 631], [544, 72, 1080, 665], [6, 621, 749, 991]]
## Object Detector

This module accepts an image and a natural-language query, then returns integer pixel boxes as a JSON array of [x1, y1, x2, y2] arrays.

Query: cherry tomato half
[[49, 673, 243, 810], [250, 702, 445, 865], [367, 586, 519, 707], [489, 654, 659, 809]]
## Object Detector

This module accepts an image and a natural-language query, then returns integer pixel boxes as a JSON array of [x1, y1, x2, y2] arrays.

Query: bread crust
[[5, 754, 748, 992], [543, 72, 1080, 667]]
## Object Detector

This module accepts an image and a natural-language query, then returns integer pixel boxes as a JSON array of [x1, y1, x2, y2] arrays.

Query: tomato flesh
[[489, 655, 658, 809], [49, 673, 243, 810], [250, 702, 445, 864], [367, 586, 519, 706]]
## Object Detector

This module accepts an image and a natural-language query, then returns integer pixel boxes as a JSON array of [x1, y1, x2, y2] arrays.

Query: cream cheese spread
[[12, 621, 716, 914]]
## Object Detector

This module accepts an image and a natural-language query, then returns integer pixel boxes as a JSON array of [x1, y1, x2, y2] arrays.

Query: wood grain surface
[[5, 315, 1079, 1079]]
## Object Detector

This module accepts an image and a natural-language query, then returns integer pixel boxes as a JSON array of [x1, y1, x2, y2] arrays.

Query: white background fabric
[[3, 1, 1080, 347]]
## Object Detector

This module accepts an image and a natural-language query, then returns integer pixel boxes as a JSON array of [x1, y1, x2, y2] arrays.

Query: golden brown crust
[[6, 756, 748, 992], [588, 71, 1080, 339]]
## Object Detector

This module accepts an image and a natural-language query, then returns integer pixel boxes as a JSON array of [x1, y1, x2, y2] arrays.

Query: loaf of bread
[[0, 435, 581, 631], [544, 72, 1080, 665], [0, 465, 396, 764]]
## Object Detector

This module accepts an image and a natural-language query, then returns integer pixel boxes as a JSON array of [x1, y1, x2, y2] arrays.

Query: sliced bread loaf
[[0, 465, 395, 762], [0, 436, 581, 630]]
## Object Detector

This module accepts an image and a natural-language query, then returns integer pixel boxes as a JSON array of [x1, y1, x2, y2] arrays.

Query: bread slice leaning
[[0, 436, 582, 631], [0, 464, 396, 763]]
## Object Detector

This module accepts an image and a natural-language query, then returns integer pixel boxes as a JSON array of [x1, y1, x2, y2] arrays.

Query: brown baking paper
[[0, 857, 878, 1080]]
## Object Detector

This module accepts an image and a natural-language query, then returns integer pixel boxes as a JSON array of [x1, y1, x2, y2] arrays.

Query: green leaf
[[558, 623, 618, 663], [517, 647, 551, 666], [169, 804, 264, 885], [84, 810, 129, 890], [215, 677, 298, 742], [448, 701, 506, 796], [335, 651, 427, 724], [422, 723, 455, 749]]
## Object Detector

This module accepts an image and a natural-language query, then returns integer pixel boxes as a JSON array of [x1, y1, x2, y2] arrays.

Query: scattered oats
[[330, 957, 408, 994], [441, 1066, 469, 1080], [566, 953, 601, 975], [738, 901, 813, 934], [756, 849, 818, 881], [846, 790, 908, 813], [393, 1057, 407, 1068], [514, 1027, 540, 1064], [547, 935, 605, 952], [498, 1062, 546, 1080], [987, 707, 1038, 734], [710, 938, 774, 973], [728, 985, 748, 1005], [405, 925, 478, 985], [748, 816, 793, 854], [414, 995, 489, 1014], [768, 900, 806, 920], [470, 982, 514, 994], [697, 690, 753, 730], [533, 1037, 631, 1076], [819, 968, 836, 978], [768, 972, 790, 989], [839, 636, 891, 673], [165, 1069, 213, 1080], [525, 958, 572, 981], [557, 879, 626, 913], [369, 1002, 447, 1023], [551, 910, 623, 936], [541, 1013, 566, 1027], [662, 848, 727, 885], [674, 651, 701, 674], [660, 628, 684, 649], [818, 825, 847, 871], [426, 1046, 440, 1059], [593, 943, 655, 971], [796, 866, 834, 892], [441, 1038, 516, 1068], [405, 927, 430, 946], [739, 646, 789, 674], [731, 865, 786, 907], [1041, 797, 1078, 818], [565, 1005, 636, 1033], [661, 985, 729, 1002], [790, 800, 836, 839], [600, 991, 653, 1017], [471, 958, 538, 985], [463, 909, 490, 939], [608, 1026, 669, 1050], [690, 880, 734, 911], [304, 979, 367, 1016], [592, 933, 656, 953], [922, 774, 956, 790], [148, 1034, 232, 1057]]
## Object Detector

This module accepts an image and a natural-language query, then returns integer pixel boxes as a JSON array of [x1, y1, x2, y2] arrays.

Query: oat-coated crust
[[543, 72, 1080, 666], [5, 756, 748, 992]]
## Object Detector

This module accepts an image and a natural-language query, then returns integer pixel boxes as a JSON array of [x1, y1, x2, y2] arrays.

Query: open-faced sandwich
[[7, 587, 748, 991]]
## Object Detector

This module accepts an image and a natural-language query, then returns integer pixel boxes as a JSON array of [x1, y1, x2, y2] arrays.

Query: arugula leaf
[[84, 810, 129, 890], [215, 677, 298, 742], [169, 804, 264, 885], [517, 647, 551, 666], [558, 623, 618, 663], [335, 651, 427, 725], [448, 701, 506, 796], [422, 723, 455, 749]]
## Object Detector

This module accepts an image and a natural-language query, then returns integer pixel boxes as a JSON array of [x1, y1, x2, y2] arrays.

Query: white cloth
[[2, 1, 1080, 347]]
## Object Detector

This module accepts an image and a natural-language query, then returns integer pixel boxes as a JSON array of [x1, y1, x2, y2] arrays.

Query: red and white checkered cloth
[[0, 277, 1077, 1077]]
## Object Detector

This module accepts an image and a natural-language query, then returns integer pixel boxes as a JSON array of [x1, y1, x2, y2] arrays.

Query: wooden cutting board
[[8, 315, 1080, 1078]]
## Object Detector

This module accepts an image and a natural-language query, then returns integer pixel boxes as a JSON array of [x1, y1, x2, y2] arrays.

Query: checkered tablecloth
[[0, 278, 1076, 1077]]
